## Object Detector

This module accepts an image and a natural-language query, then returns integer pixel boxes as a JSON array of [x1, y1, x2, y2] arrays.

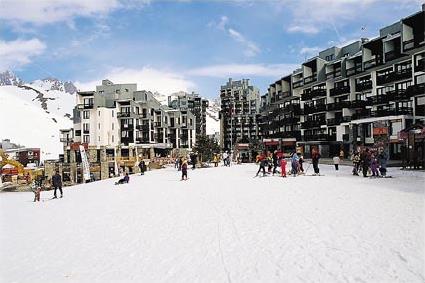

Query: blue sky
[[0, 0, 423, 99]]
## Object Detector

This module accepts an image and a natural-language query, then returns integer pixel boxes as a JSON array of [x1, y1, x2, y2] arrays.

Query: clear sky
[[0, 0, 423, 99]]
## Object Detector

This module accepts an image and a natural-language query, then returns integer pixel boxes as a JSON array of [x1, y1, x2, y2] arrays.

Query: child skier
[[280, 157, 287, 177], [31, 176, 43, 202]]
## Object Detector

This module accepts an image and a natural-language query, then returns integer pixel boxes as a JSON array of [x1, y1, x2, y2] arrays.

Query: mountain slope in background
[[0, 71, 75, 160]]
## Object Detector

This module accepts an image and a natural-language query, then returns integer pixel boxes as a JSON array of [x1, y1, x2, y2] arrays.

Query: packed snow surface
[[1, 164, 424, 282]]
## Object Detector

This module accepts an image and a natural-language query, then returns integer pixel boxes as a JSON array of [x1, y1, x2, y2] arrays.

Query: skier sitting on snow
[[116, 173, 130, 185], [280, 157, 287, 177], [377, 149, 388, 177]]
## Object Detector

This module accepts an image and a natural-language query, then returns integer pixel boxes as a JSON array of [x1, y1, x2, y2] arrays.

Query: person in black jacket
[[52, 171, 63, 199]]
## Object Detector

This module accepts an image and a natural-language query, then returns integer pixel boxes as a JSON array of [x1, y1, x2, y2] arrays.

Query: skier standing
[[255, 154, 267, 177], [280, 156, 287, 177], [351, 151, 360, 175], [52, 171, 63, 199], [291, 152, 299, 176], [311, 148, 321, 175], [222, 151, 228, 166], [181, 159, 188, 181], [333, 155, 340, 171], [272, 151, 279, 175], [138, 160, 146, 175], [360, 148, 371, 178]]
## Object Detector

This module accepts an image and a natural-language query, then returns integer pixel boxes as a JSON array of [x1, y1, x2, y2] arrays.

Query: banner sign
[[79, 145, 91, 181]]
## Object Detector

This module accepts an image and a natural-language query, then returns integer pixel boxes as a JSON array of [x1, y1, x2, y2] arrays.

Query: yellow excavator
[[0, 149, 43, 185]]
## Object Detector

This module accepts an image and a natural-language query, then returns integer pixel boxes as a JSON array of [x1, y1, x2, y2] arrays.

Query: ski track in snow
[[0, 164, 424, 283]]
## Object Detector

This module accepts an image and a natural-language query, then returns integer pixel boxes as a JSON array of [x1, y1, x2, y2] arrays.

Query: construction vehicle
[[0, 149, 43, 187]]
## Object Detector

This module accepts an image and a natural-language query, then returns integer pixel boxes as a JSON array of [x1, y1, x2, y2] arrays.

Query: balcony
[[293, 80, 304, 89], [346, 65, 362, 76], [385, 50, 402, 62], [364, 56, 383, 70], [351, 110, 372, 120], [330, 85, 350, 97], [403, 39, 415, 51], [386, 89, 411, 101], [415, 58, 425, 72], [371, 107, 413, 117], [376, 68, 412, 85], [83, 130, 90, 134], [281, 117, 300, 124], [304, 104, 327, 114], [326, 70, 341, 80], [327, 101, 351, 111], [326, 116, 351, 126], [311, 88, 326, 98], [351, 99, 372, 108], [405, 83, 425, 97], [355, 80, 373, 92], [117, 112, 131, 118], [301, 91, 312, 101], [301, 119, 326, 129], [303, 74, 317, 84], [154, 121, 162, 127]]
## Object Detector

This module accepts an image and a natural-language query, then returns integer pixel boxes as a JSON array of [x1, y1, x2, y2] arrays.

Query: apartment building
[[168, 91, 209, 137], [219, 78, 261, 150], [59, 80, 196, 183], [260, 7, 425, 159]]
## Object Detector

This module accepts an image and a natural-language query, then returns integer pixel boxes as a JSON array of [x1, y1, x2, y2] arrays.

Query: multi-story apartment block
[[168, 91, 209, 137], [260, 7, 425, 159], [219, 78, 261, 150], [59, 80, 196, 183]]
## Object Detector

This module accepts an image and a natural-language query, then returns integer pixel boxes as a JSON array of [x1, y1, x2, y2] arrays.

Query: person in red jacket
[[280, 157, 287, 177]]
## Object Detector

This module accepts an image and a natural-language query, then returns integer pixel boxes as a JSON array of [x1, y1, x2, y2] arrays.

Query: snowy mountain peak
[[0, 70, 24, 86], [32, 77, 78, 94]]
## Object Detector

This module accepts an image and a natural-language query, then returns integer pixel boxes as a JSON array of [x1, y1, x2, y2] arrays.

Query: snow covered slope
[[0, 71, 77, 160], [1, 164, 423, 282], [0, 85, 74, 160], [206, 98, 220, 135]]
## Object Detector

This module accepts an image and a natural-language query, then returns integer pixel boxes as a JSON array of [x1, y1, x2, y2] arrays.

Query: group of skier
[[351, 147, 389, 178], [254, 149, 319, 178]]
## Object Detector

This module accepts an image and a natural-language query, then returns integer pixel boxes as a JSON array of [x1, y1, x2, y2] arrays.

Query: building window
[[112, 135, 114, 143], [112, 123, 114, 130], [83, 123, 90, 132], [98, 123, 101, 130], [98, 136, 101, 142], [83, 135, 90, 143], [112, 110, 114, 117], [83, 111, 90, 119]]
